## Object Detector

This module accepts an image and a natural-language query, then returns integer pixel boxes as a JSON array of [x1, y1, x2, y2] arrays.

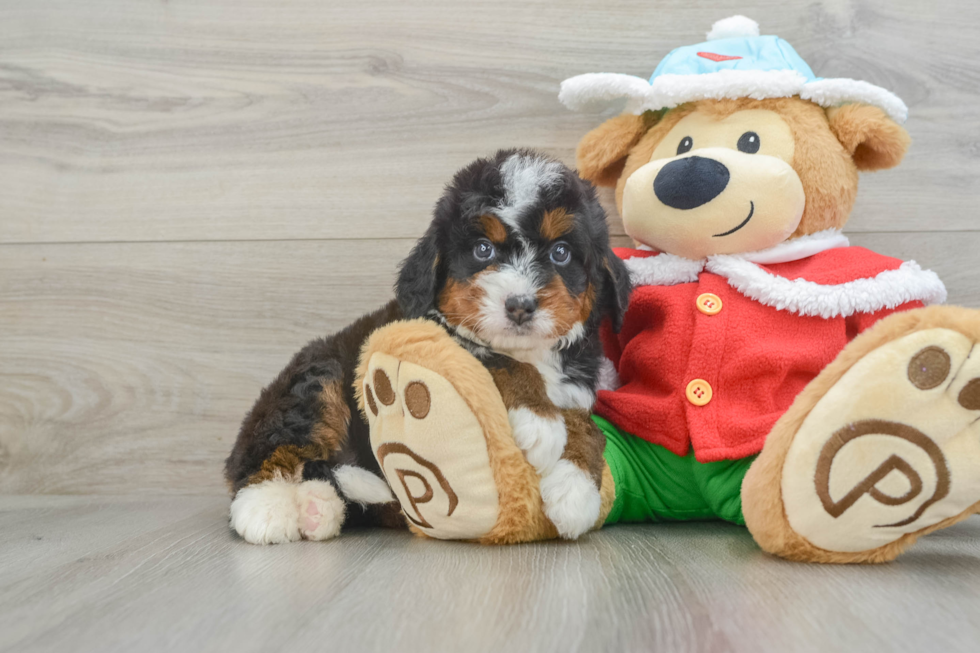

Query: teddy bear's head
[[559, 15, 911, 260], [575, 98, 909, 259]]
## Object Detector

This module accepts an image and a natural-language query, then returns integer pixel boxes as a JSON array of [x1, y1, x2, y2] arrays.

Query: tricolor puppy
[[225, 149, 632, 544]]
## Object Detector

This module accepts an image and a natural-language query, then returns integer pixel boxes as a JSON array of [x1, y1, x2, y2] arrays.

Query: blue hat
[[559, 16, 907, 123]]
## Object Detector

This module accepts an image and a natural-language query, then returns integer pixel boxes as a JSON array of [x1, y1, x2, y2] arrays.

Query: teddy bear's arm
[[846, 300, 926, 340]]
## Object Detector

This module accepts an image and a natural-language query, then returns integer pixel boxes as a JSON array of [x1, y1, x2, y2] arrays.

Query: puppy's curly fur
[[225, 149, 631, 543]]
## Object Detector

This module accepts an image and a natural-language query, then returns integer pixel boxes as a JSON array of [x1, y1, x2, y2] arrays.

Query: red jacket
[[596, 231, 947, 462]]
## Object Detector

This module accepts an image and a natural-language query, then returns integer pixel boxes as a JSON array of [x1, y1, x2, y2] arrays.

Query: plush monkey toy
[[360, 16, 980, 562]]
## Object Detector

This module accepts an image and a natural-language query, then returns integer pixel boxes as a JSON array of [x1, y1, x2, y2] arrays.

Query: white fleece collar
[[622, 230, 947, 318], [739, 229, 851, 264], [628, 228, 846, 284]]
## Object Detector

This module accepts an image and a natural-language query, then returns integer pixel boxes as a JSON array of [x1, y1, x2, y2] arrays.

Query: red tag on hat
[[697, 51, 742, 62]]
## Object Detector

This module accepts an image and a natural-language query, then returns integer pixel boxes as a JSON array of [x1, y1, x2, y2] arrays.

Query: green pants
[[594, 416, 755, 525]]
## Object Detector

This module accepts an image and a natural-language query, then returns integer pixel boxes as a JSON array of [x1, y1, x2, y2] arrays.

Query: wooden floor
[[1, 495, 978, 653], [2, 1, 980, 651]]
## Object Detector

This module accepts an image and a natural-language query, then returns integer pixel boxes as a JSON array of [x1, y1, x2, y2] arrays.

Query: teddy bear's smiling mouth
[[712, 201, 755, 238]]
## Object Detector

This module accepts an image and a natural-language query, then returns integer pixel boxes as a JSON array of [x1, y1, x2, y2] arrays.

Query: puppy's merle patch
[[496, 153, 565, 229], [398, 149, 631, 361]]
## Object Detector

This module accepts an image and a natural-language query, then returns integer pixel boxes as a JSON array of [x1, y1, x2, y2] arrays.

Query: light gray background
[[1, 1, 978, 651]]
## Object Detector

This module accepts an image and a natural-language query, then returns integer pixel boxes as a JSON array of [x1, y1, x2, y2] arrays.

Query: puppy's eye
[[473, 239, 496, 262], [676, 136, 693, 155], [550, 242, 571, 266], [737, 131, 760, 154]]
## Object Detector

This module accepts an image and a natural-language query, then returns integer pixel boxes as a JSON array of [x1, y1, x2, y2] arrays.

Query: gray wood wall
[[2, 0, 978, 495]]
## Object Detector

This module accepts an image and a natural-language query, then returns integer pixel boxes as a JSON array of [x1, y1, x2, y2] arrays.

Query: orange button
[[696, 293, 722, 315], [686, 379, 713, 406]]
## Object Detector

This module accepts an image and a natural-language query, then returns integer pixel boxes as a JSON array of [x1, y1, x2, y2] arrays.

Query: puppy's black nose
[[505, 295, 538, 326], [653, 155, 730, 210]]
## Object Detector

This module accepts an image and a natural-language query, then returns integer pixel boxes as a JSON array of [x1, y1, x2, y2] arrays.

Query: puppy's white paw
[[295, 480, 346, 541], [333, 465, 394, 505], [539, 460, 601, 540], [509, 407, 566, 473], [230, 479, 302, 545]]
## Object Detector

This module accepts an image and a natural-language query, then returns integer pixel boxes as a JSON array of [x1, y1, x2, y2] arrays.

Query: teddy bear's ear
[[827, 104, 911, 171], [576, 113, 656, 187]]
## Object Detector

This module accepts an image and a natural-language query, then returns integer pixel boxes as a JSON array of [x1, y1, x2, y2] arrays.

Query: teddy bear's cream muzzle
[[622, 147, 806, 260]]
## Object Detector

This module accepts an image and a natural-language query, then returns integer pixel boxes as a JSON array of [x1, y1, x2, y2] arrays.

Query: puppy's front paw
[[229, 479, 302, 545], [229, 478, 347, 544], [508, 408, 566, 473], [539, 460, 601, 540], [296, 480, 346, 541]]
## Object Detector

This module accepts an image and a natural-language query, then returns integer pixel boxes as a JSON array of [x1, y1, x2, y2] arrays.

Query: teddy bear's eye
[[737, 131, 761, 154], [676, 136, 693, 155]]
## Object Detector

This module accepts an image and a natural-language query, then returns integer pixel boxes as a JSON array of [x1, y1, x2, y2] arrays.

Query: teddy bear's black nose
[[653, 156, 730, 210]]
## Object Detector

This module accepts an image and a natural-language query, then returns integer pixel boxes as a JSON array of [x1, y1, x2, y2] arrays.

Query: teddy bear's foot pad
[[778, 326, 980, 557], [362, 352, 502, 540]]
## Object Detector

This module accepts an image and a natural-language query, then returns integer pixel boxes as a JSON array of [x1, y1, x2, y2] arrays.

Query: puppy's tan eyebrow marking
[[541, 208, 574, 240], [479, 214, 508, 243]]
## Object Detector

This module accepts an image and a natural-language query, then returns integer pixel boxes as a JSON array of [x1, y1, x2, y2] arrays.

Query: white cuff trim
[[705, 257, 947, 318]]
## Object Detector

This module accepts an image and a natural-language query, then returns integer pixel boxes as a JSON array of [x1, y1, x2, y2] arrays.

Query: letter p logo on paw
[[362, 352, 501, 540], [377, 442, 458, 528]]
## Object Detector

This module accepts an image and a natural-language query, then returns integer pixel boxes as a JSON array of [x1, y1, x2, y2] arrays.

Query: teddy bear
[[356, 16, 980, 562]]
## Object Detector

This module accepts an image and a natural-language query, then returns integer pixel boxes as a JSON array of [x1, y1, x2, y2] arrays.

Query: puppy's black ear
[[601, 249, 632, 333], [395, 226, 440, 319]]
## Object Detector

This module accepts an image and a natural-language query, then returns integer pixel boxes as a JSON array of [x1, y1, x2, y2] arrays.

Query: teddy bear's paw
[[778, 326, 980, 557], [508, 408, 567, 474], [295, 480, 346, 541], [229, 478, 303, 545], [540, 460, 602, 540], [363, 352, 502, 541]]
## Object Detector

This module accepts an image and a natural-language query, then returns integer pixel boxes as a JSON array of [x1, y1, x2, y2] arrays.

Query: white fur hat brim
[[558, 70, 908, 123]]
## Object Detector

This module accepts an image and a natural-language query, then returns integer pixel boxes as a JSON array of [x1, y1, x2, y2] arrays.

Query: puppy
[[225, 149, 632, 544]]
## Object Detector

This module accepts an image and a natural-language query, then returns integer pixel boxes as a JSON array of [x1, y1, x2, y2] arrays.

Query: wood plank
[[2, 232, 979, 495], [0, 239, 411, 495], [0, 495, 977, 653], [1, 0, 979, 244], [3, 4, 980, 648]]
